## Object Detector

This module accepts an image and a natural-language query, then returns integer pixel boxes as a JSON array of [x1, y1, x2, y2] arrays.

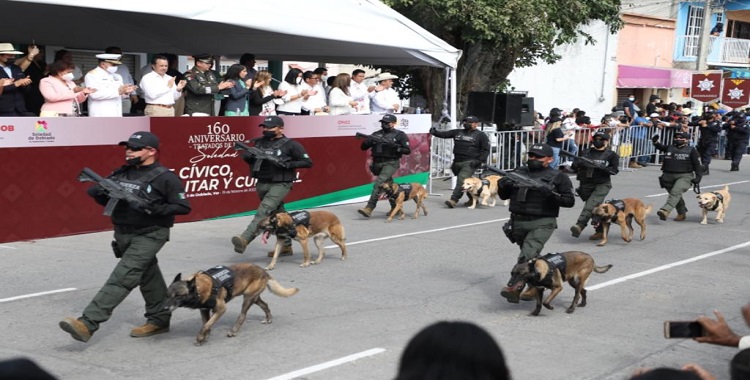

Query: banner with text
[[721, 78, 750, 108]]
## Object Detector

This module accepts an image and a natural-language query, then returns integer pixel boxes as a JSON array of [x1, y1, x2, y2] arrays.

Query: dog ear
[[173, 273, 181, 282]]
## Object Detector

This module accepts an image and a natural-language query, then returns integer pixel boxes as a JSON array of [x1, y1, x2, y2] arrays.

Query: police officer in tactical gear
[[357, 114, 411, 218], [569, 131, 620, 240], [60, 131, 191, 343], [183, 54, 234, 116], [498, 143, 575, 303], [724, 112, 749, 171], [231, 116, 313, 256], [430, 115, 490, 208], [653, 131, 702, 221], [696, 111, 722, 175]]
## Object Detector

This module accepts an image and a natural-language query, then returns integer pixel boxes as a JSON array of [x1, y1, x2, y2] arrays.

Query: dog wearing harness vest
[[590, 198, 652, 247], [697, 185, 731, 225], [164, 263, 299, 346], [378, 180, 428, 222], [259, 210, 347, 270], [510, 251, 612, 316], [461, 175, 508, 209]]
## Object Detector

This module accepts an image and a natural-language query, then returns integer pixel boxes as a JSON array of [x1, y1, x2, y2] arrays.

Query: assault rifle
[[234, 141, 290, 171], [485, 165, 560, 197], [355, 132, 398, 147], [560, 150, 616, 175], [78, 168, 152, 216]]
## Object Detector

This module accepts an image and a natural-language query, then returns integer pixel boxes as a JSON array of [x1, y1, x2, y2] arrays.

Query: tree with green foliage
[[381, 0, 623, 122]]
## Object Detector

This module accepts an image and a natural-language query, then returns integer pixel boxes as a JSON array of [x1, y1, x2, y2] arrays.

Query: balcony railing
[[675, 35, 750, 66]]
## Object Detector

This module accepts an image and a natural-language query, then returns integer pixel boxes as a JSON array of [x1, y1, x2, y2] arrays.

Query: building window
[[684, 5, 705, 57]]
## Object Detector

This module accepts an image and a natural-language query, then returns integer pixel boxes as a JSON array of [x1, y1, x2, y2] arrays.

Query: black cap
[[118, 131, 159, 149], [463, 116, 480, 123], [649, 94, 661, 101], [674, 131, 690, 139], [527, 143, 553, 157], [380, 114, 397, 123], [193, 54, 212, 63], [593, 131, 610, 140], [259, 116, 284, 128]]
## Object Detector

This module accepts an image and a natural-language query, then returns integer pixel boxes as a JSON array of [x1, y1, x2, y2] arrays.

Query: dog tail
[[594, 264, 613, 274], [644, 204, 653, 215], [266, 278, 299, 298]]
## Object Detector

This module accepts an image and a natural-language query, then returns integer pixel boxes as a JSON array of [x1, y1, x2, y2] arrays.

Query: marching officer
[[357, 114, 411, 218], [430, 115, 490, 208], [231, 116, 313, 256], [183, 54, 234, 116], [569, 131, 620, 240], [652, 131, 702, 221], [696, 111, 722, 175], [724, 112, 749, 171]]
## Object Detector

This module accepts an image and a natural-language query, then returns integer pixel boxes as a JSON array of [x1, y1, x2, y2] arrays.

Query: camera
[[663, 321, 705, 338]]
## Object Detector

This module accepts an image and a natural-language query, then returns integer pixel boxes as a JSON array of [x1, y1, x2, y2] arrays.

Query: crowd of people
[[0, 42, 404, 118]]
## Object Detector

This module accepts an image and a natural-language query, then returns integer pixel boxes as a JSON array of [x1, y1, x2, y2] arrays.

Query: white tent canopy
[[3, 0, 461, 68]]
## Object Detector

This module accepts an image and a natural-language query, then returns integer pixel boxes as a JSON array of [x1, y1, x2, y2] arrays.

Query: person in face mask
[[231, 116, 313, 256], [652, 131, 702, 221], [622, 93, 637, 122], [429, 115, 490, 208], [275, 68, 308, 115], [60, 131, 191, 343], [39, 60, 97, 116], [357, 114, 411, 218], [569, 131, 620, 239], [84, 53, 137, 116], [497, 143, 575, 303]]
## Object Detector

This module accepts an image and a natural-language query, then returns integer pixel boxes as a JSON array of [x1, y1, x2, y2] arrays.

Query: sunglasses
[[125, 146, 151, 152]]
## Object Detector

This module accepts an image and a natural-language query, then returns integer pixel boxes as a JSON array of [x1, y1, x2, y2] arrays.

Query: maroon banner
[[691, 73, 722, 102], [721, 78, 750, 108]]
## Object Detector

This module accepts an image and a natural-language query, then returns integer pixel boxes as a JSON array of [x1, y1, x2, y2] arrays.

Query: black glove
[[429, 127, 437, 135], [691, 177, 701, 185], [274, 160, 291, 169], [498, 177, 513, 188], [651, 135, 660, 144]]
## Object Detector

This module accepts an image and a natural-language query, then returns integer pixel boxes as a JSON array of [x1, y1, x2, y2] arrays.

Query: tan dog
[[590, 198, 652, 247], [259, 210, 347, 270], [461, 175, 508, 209], [378, 181, 428, 222], [164, 263, 298, 346], [511, 251, 612, 316], [697, 185, 731, 225]]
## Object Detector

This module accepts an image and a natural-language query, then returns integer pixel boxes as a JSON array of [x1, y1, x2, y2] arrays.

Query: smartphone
[[664, 321, 704, 338]]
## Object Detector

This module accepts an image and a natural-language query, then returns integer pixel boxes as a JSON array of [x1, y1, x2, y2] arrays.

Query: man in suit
[[0, 43, 33, 116]]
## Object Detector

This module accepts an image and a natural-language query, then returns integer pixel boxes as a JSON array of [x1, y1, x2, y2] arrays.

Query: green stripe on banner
[[213, 172, 429, 219]]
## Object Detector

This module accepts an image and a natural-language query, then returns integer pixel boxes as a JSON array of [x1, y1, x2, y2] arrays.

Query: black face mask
[[592, 139, 606, 149], [527, 159, 544, 171], [262, 131, 277, 138], [126, 156, 143, 166], [673, 139, 687, 147], [381, 122, 392, 131], [462, 123, 472, 130]]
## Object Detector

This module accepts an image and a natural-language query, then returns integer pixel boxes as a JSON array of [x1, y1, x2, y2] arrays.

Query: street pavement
[[1, 159, 748, 380]]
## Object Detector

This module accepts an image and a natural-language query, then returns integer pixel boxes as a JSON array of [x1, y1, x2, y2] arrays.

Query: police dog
[[697, 185, 731, 225], [164, 263, 299, 346], [511, 251, 612, 316], [461, 175, 508, 209], [259, 210, 347, 270], [590, 198, 652, 247], [378, 180, 428, 222]]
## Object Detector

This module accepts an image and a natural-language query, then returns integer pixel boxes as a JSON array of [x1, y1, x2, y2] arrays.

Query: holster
[[111, 240, 123, 259], [502, 217, 516, 244], [658, 175, 668, 189]]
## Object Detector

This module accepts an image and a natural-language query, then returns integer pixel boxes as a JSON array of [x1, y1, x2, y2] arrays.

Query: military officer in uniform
[[85, 54, 137, 117], [696, 111, 722, 175], [60, 131, 191, 343], [498, 143, 575, 303], [569, 131, 620, 240], [231, 116, 313, 257], [653, 131, 702, 221], [183, 54, 234, 116], [357, 114, 411, 218], [430, 115, 490, 208]]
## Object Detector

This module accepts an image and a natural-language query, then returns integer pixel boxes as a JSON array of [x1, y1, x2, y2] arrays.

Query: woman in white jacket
[[327, 73, 358, 115], [275, 68, 307, 115]]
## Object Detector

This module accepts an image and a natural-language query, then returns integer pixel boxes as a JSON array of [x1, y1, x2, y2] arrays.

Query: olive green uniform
[[361, 128, 411, 210], [183, 66, 221, 116], [654, 141, 702, 215]]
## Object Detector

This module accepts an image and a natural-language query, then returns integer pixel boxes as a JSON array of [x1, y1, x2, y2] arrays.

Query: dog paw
[[529, 310, 541, 316], [384, 220, 392, 223], [261, 318, 271, 324], [543, 303, 553, 310], [566, 307, 576, 314], [300, 262, 310, 268], [194, 339, 206, 346], [467, 206, 475, 210], [265, 265, 275, 271], [227, 331, 236, 338], [717, 219, 724, 223], [596, 242, 606, 247], [700, 221, 708, 225]]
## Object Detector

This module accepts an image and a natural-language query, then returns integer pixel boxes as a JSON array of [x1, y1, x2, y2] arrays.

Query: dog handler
[[357, 114, 411, 218], [60, 131, 191, 343], [231, 116, 313, 256], [652, 131, 702, 221], [498, 143, 575, 303], [569, 131, 620, 240], [429, 115, 490, 208]]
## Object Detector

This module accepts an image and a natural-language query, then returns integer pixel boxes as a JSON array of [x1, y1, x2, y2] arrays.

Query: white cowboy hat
[[0, 43, 23, 55], [373, 72, 399, 82]]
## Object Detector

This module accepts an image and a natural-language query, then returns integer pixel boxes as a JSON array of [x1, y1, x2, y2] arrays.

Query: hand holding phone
[[664, 321, 705, 338]]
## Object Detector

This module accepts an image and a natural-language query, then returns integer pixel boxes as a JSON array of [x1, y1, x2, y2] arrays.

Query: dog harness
[[200, 266, 235, 309], [382, 183, 412, 199], [707, 192, 724, 211], [604, 199, 626, 223], [535, 253, 568, 288], [481, 178, 491, 188], [288, 210, 311, 227]]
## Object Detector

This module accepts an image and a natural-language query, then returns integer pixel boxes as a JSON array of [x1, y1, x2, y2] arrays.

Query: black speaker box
[[520, 97, 534, 127], [466, 92, 525, 130]]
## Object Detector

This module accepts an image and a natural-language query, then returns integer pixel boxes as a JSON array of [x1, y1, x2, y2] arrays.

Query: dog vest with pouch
[[288, 210, 311, 227], [605, 199, 626, 222], [200, 266, 235, 308], [537, 253, 567, 288], [384, 183, 412, 199]]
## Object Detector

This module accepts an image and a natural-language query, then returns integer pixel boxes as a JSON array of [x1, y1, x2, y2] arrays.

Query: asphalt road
[[1, 160, 748, 380]]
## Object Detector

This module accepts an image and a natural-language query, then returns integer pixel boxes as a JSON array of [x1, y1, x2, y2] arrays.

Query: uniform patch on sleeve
[[177, 193, 186, 199]]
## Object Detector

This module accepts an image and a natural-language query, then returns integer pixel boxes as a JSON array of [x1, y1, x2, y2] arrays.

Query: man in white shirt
[[106, 47, 138, 115], [85, 54, 137, 117], [300, 71, 328, 115], [370, 72, 401, 114], [139, 55, 186, 117], [349, 69, 375, 114]]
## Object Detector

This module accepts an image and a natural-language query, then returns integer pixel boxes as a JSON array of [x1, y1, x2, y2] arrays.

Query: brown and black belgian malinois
[[511, 251, 612, 316], [165, 263, 298, 346], [590, 198, 652, 247], [378, 180, 428, 222]]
